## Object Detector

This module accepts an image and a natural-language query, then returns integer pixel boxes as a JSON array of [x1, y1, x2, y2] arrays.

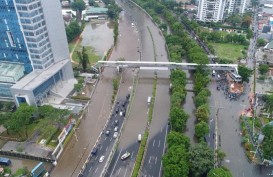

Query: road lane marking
[[159, 125, 168, 177], [124, 167, 128, 177], [89, 167, 92, 173], [155, 157, 157, 164], [131, 151, 134, 159], [110, 137, 112, 142], [105, 137, 107, 140], [153, 140, 155, 147], [118, 167, 121, 175], [100, 145, 103, 150], [149, 156, 151, 164], [109, 149, 123, 177], [158, 140, 161, 148], [95, 167, 98, 174], [95, 156, 97, 160], [161, 127, 162, 132], [106, 146, 108, 151]]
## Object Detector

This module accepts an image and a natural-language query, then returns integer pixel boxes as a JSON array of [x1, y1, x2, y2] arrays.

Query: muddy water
[[81, 20, 114, 56], [182, 59, 197, 144]]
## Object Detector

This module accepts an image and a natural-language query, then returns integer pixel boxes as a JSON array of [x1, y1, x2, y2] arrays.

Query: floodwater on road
[[81, 20, 114, 57]]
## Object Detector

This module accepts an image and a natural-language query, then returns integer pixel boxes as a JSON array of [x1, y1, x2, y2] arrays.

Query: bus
[[0, 157, 11, 166]]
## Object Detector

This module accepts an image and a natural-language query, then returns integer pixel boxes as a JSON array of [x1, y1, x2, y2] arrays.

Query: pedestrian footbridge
[[94, 60, 238, 72]]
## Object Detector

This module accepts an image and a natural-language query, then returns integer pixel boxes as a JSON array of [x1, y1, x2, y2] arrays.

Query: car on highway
[[113, 132, 118, 138], [91, 148, 98, 155], [114, 120, 119, 125], [99, 156, 105, 162], [114, 126, 118, 132], [121, 152, 131, 160], [105, 130, 110, 136]]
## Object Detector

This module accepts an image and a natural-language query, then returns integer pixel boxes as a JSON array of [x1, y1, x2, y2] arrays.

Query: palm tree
[[77, 47, 90, 72]]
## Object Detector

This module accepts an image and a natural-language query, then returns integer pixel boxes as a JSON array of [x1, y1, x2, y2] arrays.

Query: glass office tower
[[0, 0, 75, 105]]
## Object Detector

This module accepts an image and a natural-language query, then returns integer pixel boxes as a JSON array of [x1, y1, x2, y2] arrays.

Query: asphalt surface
[[80, 98, 129, 177], [105, 0, 171, 177]]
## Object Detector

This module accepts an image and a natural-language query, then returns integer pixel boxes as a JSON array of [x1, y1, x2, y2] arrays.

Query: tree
[[12, 104, 37, 138], [167, 131, 190, 150], [163, 145, 189, 177], [189, 143, 214, 177], [263, 54, 268, 62], [207, 167, 232, 177], [258, 64, 269, 75], [77, 47, 90, 72], [169, 107, 189, 132], [66, 21, 81, 42], [264, 93, 273, 113], [71, 0, 86, 22], [195, 104, 210, 122], [74, 83, 83, 92], [238, 65, 252, 82], [38, 105, 56, 118], [242, 15, 252, 28], [195, 121, 209, 140], [226, 14, 242, 27], [257, 38, 267, 47], [262, 124, 273, 160], [194, 89, 210, 107], [216, 149, 226, 165]]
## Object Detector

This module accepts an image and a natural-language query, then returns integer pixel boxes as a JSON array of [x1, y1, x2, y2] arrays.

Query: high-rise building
[[197, 0, 246, 22], [0, 0, 76, 106], [197, 0, 226, 22]]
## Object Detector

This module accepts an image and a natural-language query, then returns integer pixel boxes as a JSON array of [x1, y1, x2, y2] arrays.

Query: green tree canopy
[[195, 104, 210, 122], [207, 167, 233, 177], [163, 145, 189, 177], [189, 143, 214, 177], [169, 107, 189, 132], [195, 121, 209, 140], [71, 0, 86, 21], [262, 124, 273, 160], [77, 47, 90, 72], [167, 131, 190, 150], [258, 64, 269, 75], [257, 38, 267, 47], [238, 65, 252, 82]]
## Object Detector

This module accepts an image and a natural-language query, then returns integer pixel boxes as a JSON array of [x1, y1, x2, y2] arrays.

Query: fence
[[0, 150, 54, 163]]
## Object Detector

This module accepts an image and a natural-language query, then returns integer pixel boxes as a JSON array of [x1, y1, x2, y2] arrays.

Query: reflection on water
[[81, 20, 114, 57]]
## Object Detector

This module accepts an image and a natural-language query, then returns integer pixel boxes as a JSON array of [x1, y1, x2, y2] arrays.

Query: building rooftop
[[12, 60, 69, 90], [86, 7, 108, 14], [0, 62, 24, 83], [262, 25, 271, 33]]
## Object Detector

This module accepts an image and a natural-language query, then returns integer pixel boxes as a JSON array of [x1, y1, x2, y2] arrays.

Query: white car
[[114, 126, 119, 132], [113, 132, 118, 138], [121, 152, 131, 160], [99, 155, 105, 163]]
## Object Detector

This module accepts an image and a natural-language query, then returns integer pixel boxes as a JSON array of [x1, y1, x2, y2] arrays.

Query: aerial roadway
[[104, 0, 171, 177]]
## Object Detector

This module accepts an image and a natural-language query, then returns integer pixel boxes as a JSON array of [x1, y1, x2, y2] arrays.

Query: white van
[[138, 134, 142, 142], [147, 96, 151, 106]]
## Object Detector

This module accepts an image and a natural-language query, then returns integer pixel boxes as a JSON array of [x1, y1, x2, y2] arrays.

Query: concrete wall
[[41, 0, 70, 63]]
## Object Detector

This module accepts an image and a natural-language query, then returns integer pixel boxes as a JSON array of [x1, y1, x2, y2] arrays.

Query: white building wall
[[40, 0, 70, 63]]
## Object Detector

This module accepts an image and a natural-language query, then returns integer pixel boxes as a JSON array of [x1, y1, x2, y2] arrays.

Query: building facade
[[197, 0, 226, 22], [197, 0, 246, 22], [0, 0, 75, 106]]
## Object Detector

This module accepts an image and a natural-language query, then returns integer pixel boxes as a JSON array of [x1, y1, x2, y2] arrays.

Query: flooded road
[[81, 20, 114, 56]]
